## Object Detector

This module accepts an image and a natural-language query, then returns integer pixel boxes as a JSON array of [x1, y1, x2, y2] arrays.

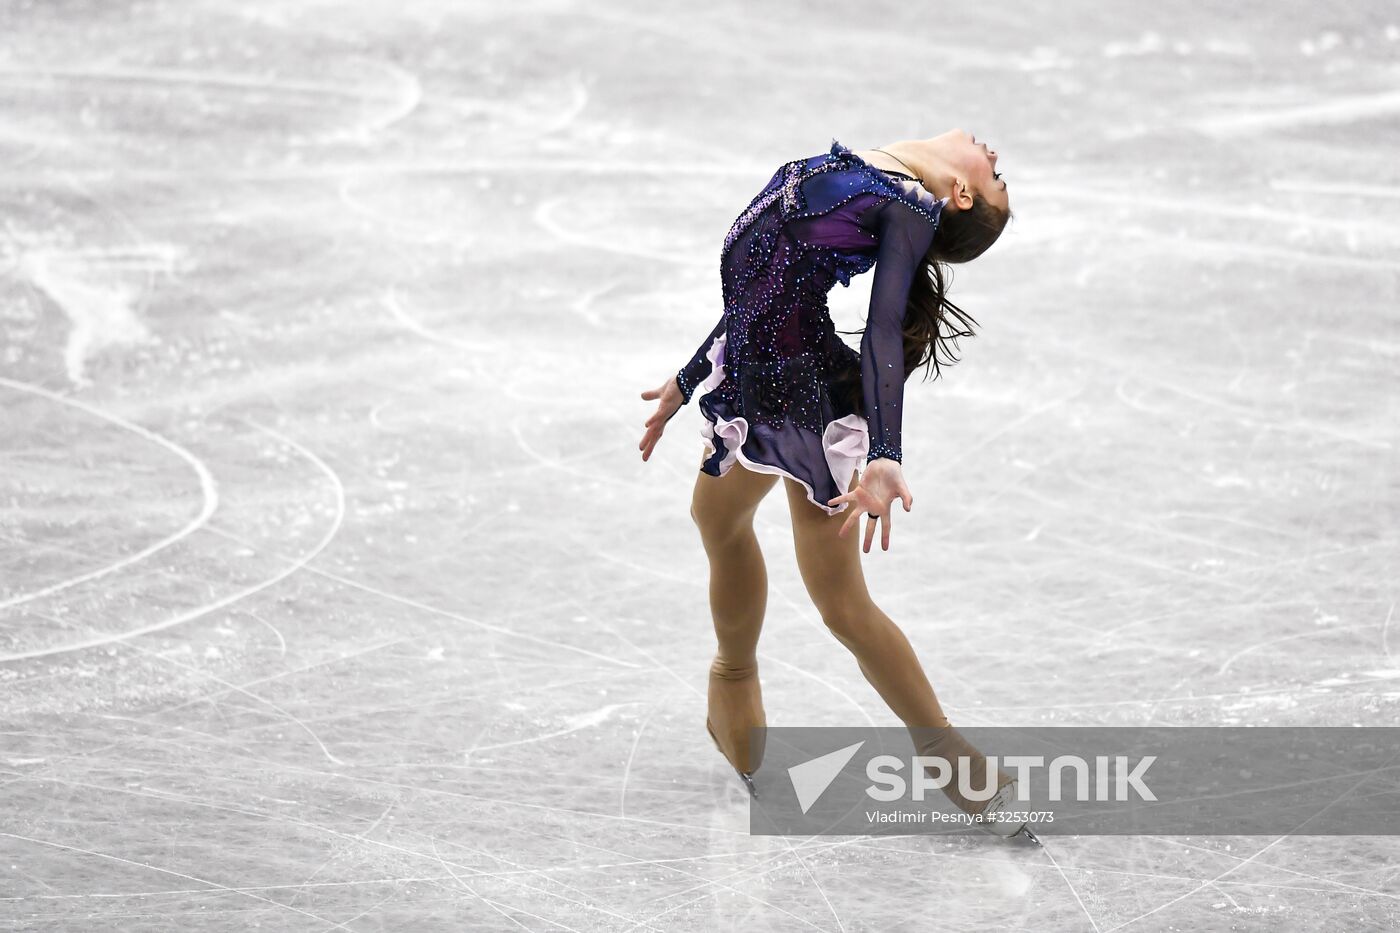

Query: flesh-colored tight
[[690, 454, 1010, 814]]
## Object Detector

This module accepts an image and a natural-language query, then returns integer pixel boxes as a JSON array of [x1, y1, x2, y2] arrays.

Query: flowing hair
[[834, 195, 1012, 416]]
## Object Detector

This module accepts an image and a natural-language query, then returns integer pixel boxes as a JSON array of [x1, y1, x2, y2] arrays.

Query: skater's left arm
[[859, 200, 934, 466], [826, 200, 931, 550]]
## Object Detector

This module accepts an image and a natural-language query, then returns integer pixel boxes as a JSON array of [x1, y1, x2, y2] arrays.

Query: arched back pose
[[639, 131, 1036, 844]]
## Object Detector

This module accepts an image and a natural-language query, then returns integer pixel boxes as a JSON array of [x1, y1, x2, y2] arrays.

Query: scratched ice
[[1, 0, 1398, 930]]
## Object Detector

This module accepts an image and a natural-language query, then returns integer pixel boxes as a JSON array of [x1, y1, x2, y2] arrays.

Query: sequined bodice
[[675, 138, 945, 464]]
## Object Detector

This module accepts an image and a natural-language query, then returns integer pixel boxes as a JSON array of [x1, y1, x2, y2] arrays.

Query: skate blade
[[1015, 826, 1043, 847]]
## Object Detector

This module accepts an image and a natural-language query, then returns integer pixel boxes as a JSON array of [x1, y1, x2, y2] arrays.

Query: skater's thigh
[[783, 474, 872, 615], [690, 453, 779, 542]]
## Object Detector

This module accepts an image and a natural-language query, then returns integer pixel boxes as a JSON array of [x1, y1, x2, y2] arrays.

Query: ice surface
[[1, 0, 1398, 929]]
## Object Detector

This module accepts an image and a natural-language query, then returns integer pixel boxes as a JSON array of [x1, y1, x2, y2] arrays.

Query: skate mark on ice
[[0, 376, 219, 614], [0, 419, 339, 664]]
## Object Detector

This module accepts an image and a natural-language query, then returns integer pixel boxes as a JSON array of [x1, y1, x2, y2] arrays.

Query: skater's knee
[[818, 598, 877, 646], [691, 497, 755, 550], [689, 498, 729, 543]]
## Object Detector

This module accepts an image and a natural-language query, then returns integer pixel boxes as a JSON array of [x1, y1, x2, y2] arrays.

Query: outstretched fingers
[[826, 466, 917, 552], [640, 380, 682, 461], [827, 490, 862, 538], [827, 491, 903, 553]]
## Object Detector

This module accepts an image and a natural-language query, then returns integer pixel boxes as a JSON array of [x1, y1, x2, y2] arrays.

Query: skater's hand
[[827, 458, 913, 552], [639, 376, 685, 461]]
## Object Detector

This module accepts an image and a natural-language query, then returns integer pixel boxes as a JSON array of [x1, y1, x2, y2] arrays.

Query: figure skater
[[639, 131, 1036, 844]]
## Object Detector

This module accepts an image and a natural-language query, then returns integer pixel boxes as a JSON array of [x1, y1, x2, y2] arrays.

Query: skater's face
[[940, 128, 1008, 215]]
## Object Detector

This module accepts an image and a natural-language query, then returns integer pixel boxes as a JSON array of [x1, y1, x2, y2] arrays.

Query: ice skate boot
[[706, 658, 765, 798], [976, 779, 1042, 846], [911, 724, 1042, 846]]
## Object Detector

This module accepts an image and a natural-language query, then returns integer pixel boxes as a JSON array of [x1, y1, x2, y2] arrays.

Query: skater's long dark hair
[[834, 196, 1012, 416]]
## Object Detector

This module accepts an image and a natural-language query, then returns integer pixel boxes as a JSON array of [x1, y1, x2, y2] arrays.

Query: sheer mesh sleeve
[[861, 200, 937, 464], [675, 313, 726, 405]]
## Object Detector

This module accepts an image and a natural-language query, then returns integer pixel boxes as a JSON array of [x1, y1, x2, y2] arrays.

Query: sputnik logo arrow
[[787, 741, 865, 814]]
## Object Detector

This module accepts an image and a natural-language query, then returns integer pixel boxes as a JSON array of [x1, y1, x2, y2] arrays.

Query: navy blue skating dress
[[674, 138, 946, 515]]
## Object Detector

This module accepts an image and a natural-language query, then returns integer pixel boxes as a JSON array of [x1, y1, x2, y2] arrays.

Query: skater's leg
[[783, 473, 1010, 813], [690, 454, 778, 671], [690, 454, 779, 772]]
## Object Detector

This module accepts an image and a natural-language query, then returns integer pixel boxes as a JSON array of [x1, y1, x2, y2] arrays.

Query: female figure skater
[[638, 131, 1035, 844]]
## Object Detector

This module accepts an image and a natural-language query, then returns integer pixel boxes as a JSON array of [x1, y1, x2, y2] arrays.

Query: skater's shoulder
[[827, 138, 945, 228]]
